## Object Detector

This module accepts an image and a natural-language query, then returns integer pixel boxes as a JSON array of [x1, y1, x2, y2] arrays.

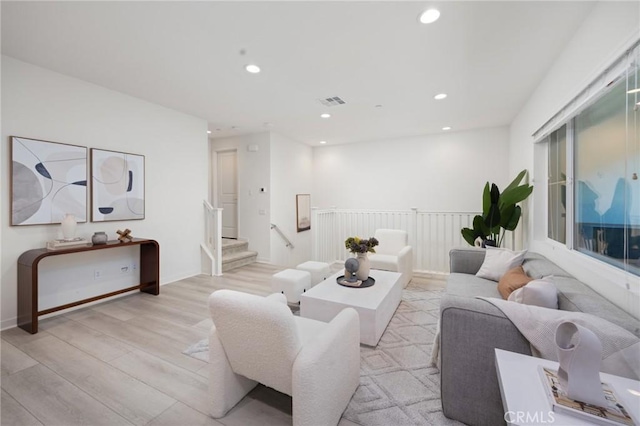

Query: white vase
[[355, 252, 370, 281], [61, 214, 77, 240], [555, 321, 607, 406]]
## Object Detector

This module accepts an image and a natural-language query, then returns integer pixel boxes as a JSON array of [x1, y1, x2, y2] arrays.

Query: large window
[[544, 49, 640, 276], [548, 125, 567, 244]]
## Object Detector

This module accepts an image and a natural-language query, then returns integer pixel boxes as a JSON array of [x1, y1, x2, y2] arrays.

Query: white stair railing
[[312, 208, 516, 274], [271, 223, 294, 248], [202, 200, 223, 276]]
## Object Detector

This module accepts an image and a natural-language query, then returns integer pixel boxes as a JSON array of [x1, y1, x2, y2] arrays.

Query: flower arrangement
[[345, 236, 379, 254]]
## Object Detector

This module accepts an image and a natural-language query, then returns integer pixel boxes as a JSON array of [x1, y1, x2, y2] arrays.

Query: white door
[[217, 150, 238, 239]]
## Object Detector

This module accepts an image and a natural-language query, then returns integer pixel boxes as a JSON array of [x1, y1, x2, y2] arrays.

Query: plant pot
[[355, 252, 370, 281], [482, 239, 497, 248]]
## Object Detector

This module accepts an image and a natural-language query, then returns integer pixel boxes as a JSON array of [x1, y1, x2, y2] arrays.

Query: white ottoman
[[271, 269, 312, 303], [296, 261, 331, 286]]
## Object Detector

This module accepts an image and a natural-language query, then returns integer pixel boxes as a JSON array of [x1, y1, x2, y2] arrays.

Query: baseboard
[[1, 317, 17, 331]]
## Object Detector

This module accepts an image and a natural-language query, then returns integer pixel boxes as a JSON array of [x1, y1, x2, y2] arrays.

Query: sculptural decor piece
[[555, 321, 608, 407]]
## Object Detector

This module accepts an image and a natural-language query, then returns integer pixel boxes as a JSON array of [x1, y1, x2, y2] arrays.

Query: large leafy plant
[[461, 170, 533, 247]]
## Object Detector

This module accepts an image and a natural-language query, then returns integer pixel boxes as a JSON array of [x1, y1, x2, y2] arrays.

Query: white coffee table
[[495, 348, 640, 425], [299, 269, 403, 346]]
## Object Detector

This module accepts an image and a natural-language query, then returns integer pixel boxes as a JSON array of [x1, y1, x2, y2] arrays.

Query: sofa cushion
[[508, 279, 558, 309], [498, 266, 533, 299], [476, 247, 527, 282], [448, 273, 502, 299], [522, 253, 571, 279]]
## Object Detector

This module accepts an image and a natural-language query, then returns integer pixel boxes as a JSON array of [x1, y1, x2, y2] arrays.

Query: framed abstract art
[[91, 148, 145, 222], [11, 136, 87, 226]]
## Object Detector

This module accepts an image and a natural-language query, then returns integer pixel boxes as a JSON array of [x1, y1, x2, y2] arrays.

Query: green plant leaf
[[482, 182, 491, 214], [502, 205, 521, 231], [500, 184, 533, 207], [490, 183, 500, 204], [461, 228, 476, 246], [502, 169, 527, 194]]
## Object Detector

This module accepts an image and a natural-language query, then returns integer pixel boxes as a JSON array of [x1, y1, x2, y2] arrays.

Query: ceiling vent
[[318, 96, 346, 107]]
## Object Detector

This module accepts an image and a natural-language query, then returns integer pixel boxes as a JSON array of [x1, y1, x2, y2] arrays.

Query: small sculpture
[[344, 258, 360, 283], [117, 228, 133, 243], [555, 321, 607, 406]]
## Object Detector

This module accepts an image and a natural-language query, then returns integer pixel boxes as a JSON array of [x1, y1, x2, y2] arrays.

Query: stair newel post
[[214, 207, 223, 276]]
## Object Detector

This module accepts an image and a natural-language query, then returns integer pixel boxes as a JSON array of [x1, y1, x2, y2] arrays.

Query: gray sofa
[[439, 247, 640, 426]]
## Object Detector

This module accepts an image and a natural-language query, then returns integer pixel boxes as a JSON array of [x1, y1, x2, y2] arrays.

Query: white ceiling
[[1, 1, 596, 145]]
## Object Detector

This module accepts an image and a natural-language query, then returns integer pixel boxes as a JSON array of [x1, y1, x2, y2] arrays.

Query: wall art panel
[[91, 148, 145, 222], [11, 136, 87, 225]]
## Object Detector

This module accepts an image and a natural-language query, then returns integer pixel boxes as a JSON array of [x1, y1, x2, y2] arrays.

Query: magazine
[[538, 366, 637, 426]]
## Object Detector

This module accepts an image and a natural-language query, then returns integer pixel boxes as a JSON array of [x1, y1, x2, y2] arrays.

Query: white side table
[[495, 349, 640, 426]]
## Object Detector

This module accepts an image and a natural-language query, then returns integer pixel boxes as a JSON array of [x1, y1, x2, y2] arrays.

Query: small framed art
[[296, 194, 311, 232]]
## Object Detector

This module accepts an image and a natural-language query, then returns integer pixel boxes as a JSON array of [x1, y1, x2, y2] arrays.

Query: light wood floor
[[1, 263, 444, 426]]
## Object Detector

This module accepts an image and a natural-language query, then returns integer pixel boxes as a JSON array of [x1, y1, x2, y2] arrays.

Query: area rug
[[184, 283, 463, 425]]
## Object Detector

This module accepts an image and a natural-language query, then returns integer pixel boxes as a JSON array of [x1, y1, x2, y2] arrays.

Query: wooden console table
[[17, 238, 159, 334]]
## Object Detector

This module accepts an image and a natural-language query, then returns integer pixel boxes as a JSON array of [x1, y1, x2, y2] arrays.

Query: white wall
[[1, 56, 208, 329], [210, 133, 271, 261], [312, 127, 511, 211], [270, 133, 312, 267], [509, 2, 640, 318]]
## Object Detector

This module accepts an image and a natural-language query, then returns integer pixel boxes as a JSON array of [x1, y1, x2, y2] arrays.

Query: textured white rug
[[184, 284, 463, 425]]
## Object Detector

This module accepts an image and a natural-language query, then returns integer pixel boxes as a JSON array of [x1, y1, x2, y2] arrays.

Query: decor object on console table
[[92, 231, 108, 245], [61, 213, 77, 240], [555, 321, 608, 407], [117, 228, 133, 242], [344, 236, 378, 281]]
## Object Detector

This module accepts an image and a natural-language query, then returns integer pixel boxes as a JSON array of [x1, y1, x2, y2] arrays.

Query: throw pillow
[[498, 266, 533, 299], [476, 246, 527, 282], [508, 279, 558, 309]]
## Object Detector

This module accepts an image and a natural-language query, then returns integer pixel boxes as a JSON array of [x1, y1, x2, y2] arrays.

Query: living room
[[2, 1, 639, 426]]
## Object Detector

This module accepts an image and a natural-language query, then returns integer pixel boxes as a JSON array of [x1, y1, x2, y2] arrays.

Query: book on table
[[538, 366, 637, 426], [46, 238, 91, 250]]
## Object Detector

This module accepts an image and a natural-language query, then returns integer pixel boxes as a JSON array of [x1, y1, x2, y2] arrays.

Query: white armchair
[[368, 229, 413, 288], [208, 290, 360, 426]]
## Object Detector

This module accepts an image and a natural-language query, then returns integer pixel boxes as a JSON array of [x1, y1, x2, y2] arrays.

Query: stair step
[[222, 250, 258, 272], [221, 239, 249, 256]]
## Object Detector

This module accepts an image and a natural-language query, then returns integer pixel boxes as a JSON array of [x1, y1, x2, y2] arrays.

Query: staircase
[[221, 239, 257, 272]]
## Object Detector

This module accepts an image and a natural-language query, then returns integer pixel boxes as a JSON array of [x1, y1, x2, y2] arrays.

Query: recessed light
[[434, 93, 447, 100], [320, 113, 331, 119], [419, 9, 440, 24], [245, 64, 261, 74], [627, 88, 640, 94], [207, 130, 212, 134], [442, 126, 452, 131], [319, 141, 327, 144]]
